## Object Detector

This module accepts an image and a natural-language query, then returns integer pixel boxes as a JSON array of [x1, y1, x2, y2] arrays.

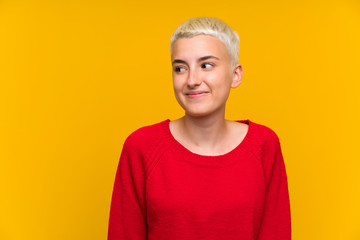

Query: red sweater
[[108, 119, 291, 240]]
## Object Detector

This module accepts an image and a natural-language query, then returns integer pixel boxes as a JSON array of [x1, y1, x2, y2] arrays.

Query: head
[[170, 17, 240, 72], [169, 18, 243, 118]]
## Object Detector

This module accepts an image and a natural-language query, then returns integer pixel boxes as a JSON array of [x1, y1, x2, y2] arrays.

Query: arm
[[108, 140, 147, 240], [257, 133, 291, 240]]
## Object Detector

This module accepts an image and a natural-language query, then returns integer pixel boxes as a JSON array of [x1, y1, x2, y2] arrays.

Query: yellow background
[[1, 0, 359, 239]]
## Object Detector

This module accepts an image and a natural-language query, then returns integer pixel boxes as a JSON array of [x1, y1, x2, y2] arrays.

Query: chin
[[183, 104, 225, 118], [184, 108, 214, 118], [185, 112, 208, 118]]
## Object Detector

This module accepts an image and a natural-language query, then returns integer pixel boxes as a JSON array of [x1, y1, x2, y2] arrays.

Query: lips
[[185, 91, 209, 99]]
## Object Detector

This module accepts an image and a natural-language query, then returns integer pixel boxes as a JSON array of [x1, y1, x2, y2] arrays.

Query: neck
[[180, 109, 230, 150]]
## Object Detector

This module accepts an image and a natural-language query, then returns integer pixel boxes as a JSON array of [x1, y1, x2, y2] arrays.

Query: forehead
[[171, 35, 229, 61]]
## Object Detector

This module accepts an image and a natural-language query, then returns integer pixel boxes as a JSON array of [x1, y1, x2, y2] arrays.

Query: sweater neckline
[[161, 119, 254, 166]]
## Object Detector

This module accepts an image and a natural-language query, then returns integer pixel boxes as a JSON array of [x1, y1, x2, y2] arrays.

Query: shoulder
[[119, 120, 171, 177], [243, 120, 282, 160], [122, 119, 170, 154], [250, 120, 280, 144], [242, 120, 284, 170], [124, 119, 169, 148]]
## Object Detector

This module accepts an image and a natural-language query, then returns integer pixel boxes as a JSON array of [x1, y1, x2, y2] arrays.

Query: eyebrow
[[172, 55, 220, 65]]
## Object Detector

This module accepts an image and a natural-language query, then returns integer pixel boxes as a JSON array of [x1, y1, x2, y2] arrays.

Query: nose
[[187, 68, 202, 88]]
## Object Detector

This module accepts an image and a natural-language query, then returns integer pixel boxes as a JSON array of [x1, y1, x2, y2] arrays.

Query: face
[[171, 34, 242, 118]]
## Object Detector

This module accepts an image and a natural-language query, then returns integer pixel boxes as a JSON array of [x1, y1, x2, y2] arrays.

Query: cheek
[[172, 80, 181, 92], [172, 76, 185, 91], [210, 77, 232, 97], [208, 74, 229, 88]]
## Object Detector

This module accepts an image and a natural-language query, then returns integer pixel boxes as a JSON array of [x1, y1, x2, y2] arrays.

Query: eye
[[174, 66, 186, 73], [201, 63, 213, 69]]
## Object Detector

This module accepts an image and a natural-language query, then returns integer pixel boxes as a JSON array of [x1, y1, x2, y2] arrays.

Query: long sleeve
[[108, 140, 148, 240], [257, 133, 291, 240]]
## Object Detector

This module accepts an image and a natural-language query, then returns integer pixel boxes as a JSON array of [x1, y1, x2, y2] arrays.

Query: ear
[[231, 64, 243, 88]]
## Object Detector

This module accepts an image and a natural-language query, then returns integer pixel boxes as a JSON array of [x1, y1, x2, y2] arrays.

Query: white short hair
[[170, 17, 240, 70]]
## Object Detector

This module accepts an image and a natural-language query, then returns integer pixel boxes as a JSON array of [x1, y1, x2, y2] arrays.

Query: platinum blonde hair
[[170, 17, 240, 70]]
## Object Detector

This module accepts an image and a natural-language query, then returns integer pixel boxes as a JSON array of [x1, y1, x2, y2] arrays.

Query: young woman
[[108, 17, 291, 240]]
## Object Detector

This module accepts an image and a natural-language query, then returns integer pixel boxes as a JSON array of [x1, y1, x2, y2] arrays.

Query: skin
[[169, 34, 248, 156]]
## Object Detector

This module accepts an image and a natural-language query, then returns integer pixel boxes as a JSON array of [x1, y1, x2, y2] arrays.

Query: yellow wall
[[1, 0, 359, 239]]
